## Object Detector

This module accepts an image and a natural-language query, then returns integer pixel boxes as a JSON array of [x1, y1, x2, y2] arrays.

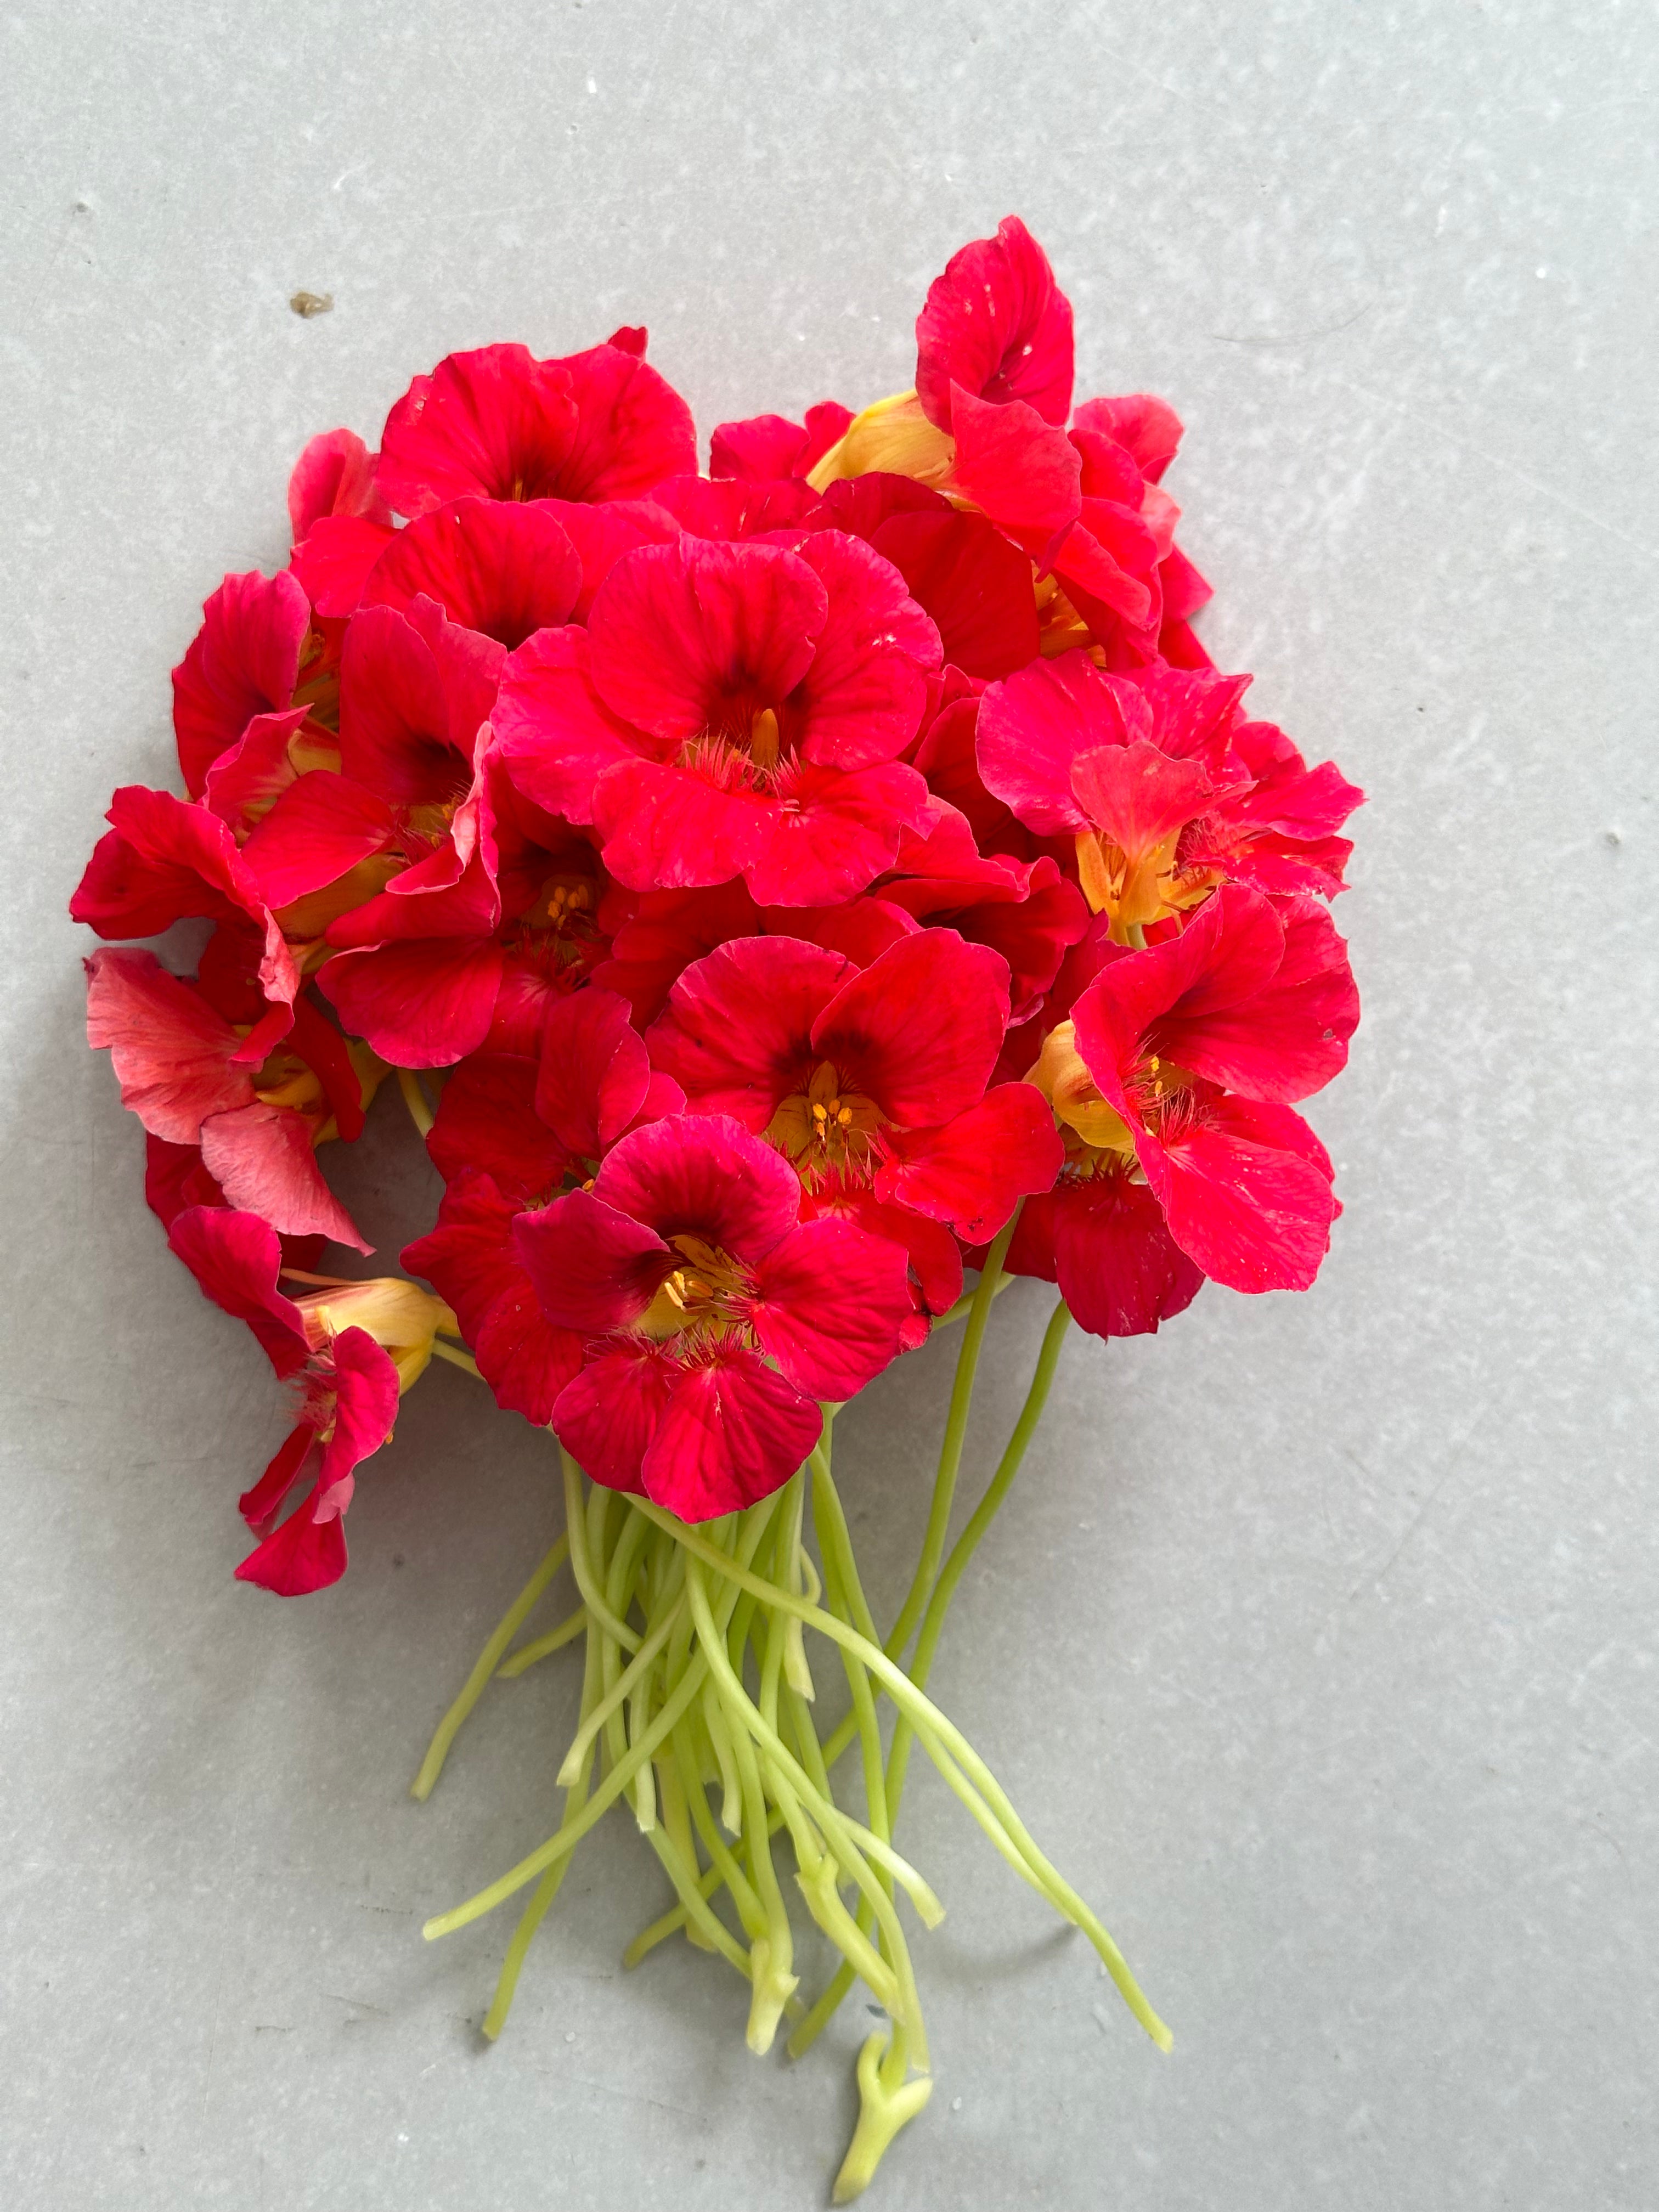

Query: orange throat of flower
[[766, 1060, 886, 1188]]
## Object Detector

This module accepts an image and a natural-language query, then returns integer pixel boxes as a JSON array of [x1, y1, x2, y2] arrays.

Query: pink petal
[[84, 947, 253, 1143], [551, 340, 698, 501], [198, 1103, 372, 1252], [533, 495, 681, 619]]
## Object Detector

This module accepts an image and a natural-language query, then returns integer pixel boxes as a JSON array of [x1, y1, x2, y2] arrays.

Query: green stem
[[426, 1338, 482, 1379], [633, 1499, 1170, 2051], [883, 1210, 1020, 1665], [410, 1534, 569, 1801], [885, 1299, 1073, 1817], [396, 1066, 435, 1137]]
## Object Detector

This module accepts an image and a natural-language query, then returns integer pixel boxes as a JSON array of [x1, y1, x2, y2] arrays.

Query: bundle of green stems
[[411, 1222, 1169, 2202]]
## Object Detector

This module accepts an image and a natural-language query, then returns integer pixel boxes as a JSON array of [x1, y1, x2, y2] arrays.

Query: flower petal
[[641, 1347, 821, 1520], [744, 1216, 911, 1400]]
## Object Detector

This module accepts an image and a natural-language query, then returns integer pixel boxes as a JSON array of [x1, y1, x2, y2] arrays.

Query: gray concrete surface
[[2, 2, 1655, 2205]]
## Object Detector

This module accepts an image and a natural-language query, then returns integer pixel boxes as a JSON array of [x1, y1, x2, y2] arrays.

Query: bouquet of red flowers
[[72, 217, 1361, 2198]]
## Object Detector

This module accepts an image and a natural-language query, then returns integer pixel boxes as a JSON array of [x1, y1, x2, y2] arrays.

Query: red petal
[[877, 1082, 1064, 1241], [977, 652, 1135, 836], [870, 506, 1040, 681], [592, 755, 775, 893], [946, 386, 1081, 560], [1139, 1106, 1337, 1295], [427, 1055, 570, 1200], [403, 1173, 585, 1423], [172, 570, 309, 799], [648, 933, 849, 1128], [365, 498, 581, 649], [593, 1112, 801, 1266], [239, 771, 397, 908], [1049, 1171, 1204, 1339], [552, 1345, 670, 1494], [494, 626, 654, 828], [742, 760, 933, 909], [513, 1186, 669, 1333], [745, 1216, 911, 1399], [239, 1424, 317, 1532], [535, 987, 653, 1156], [1073, 394, 1184, 484], [288, 428, 390, 542], [317, 938, 505, 1068], [782, 531, 938, 771], [234, 1498, 348, 1595], [202, 707, 309, 834], [377, 345, 579, 517], [588, 537, 825, 742], [315, 1327, 400, 1508], [813, 928, 1009, 1128], [287, 515, 397, 619], [915, 217, 1074, 431], [641, 1348, 821, 1520], [166, 1205, 309, 1375]]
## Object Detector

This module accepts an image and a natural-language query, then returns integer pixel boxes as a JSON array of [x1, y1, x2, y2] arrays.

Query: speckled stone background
[[2, 3, 1654, 2206]]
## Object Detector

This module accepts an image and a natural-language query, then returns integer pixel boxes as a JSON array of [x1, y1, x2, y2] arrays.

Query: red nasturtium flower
[[646, 928, 1063, 1334], [167, 1207, 453, 1593], [1035, 885, 1358, 1294], [512, 1113, 914, 1517], [493, 531, 942, 906]]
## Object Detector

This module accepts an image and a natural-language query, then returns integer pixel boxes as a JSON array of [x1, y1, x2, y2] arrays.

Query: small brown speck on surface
[[289, 289, 333, 318]]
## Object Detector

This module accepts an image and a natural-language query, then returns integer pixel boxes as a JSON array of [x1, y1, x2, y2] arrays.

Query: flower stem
[[410, 1534, 570, 1801], [884, 1299, 1074, 1818], [427, 1338, 483, 1379], [883, 1210, 1020, 1666], [396, 1066, 435, 1137]]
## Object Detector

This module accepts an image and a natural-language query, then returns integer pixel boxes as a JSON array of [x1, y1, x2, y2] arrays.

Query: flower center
[[766, 1061, 886, 1187], [636, 1233, 750, 1341]]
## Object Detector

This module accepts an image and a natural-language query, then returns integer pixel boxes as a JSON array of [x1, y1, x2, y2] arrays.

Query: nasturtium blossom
[[514, 1113, 913, 1517], [493, 530, 942, 907]]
